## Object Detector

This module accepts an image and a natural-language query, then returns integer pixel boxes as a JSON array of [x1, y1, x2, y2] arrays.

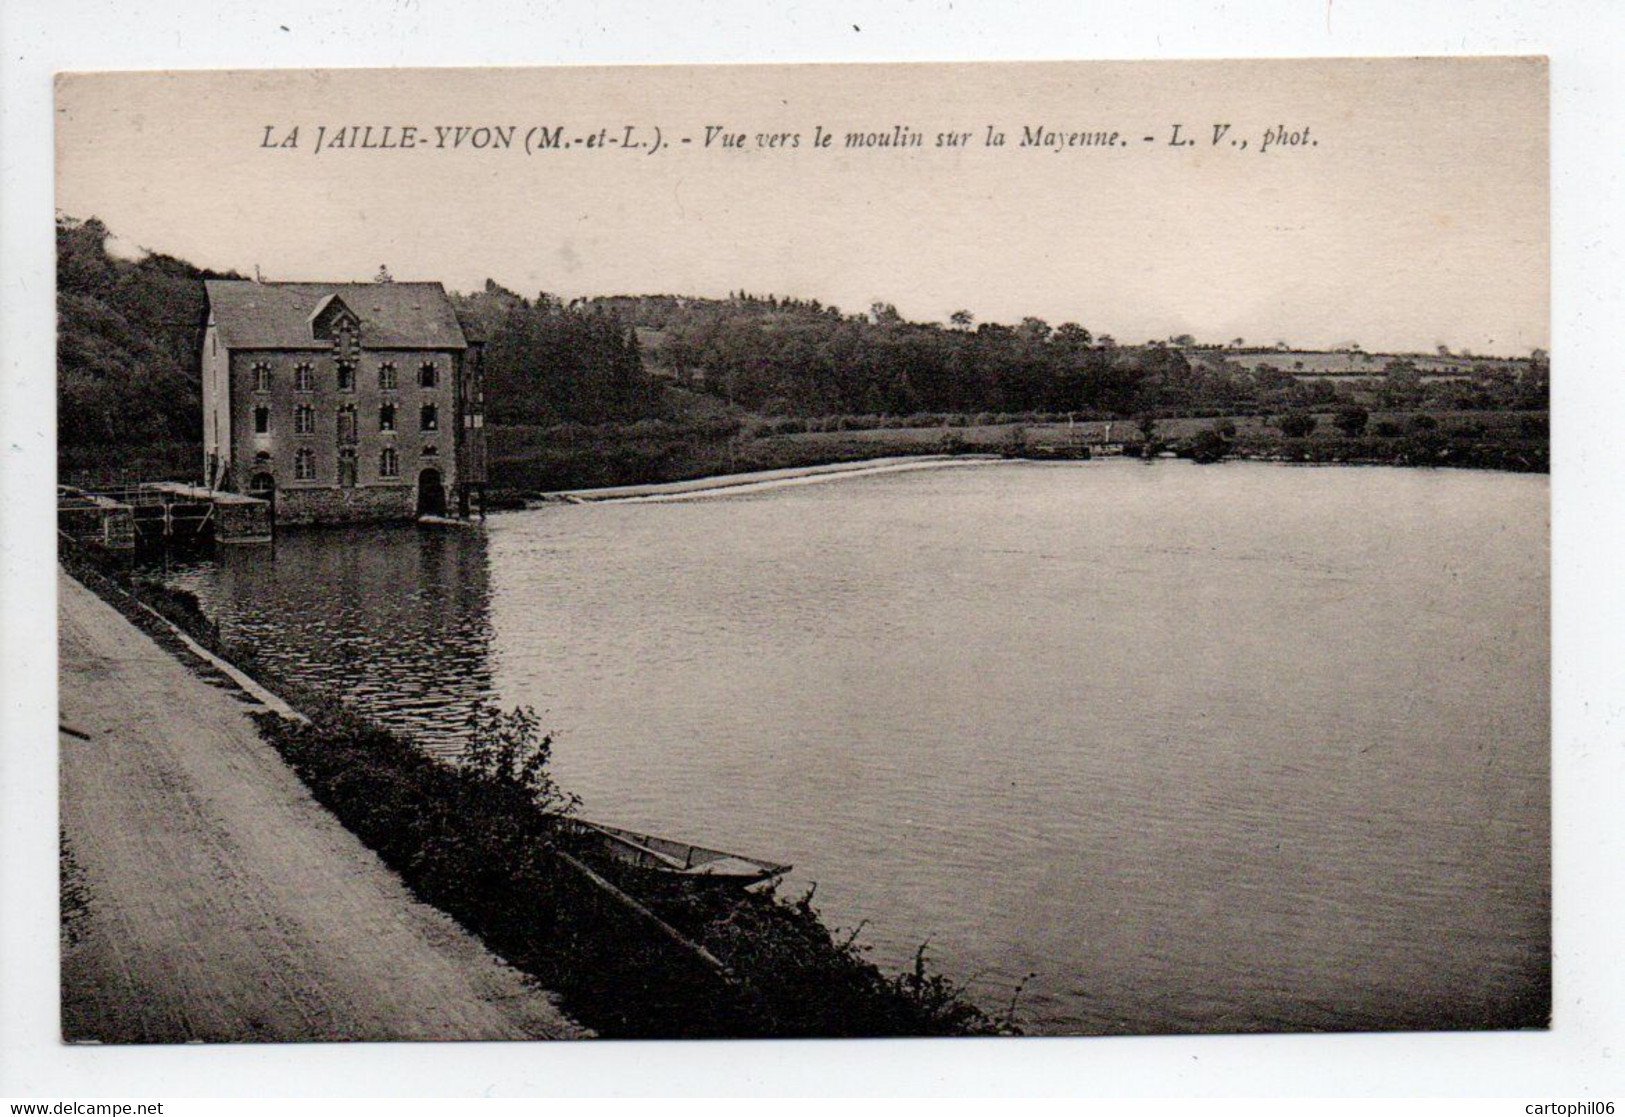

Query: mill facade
[[201, 279, 486, 524]]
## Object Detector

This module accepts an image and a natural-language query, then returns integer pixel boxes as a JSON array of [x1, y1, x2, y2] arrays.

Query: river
[[163, 459, 1550, 1035]]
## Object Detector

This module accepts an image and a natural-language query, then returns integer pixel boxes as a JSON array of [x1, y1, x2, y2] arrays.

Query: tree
[[1018, 317, 1052, 343], [1136, 413, 1158, 440], [1054, 322, 1092, 350], [1333, 403, 1370, 436], [949, 309, 974, 330]]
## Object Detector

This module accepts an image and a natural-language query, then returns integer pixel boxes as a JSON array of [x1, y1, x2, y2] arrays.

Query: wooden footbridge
[[58, 483, 273, 551]]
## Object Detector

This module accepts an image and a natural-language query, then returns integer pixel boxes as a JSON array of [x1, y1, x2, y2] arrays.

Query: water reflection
[[166, 523, 496, 750]]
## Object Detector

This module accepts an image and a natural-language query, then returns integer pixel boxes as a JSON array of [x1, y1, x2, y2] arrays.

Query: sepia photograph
[[48, 57, 1550, 1048]]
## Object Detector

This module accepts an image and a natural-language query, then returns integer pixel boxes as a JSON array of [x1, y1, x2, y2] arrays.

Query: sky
[[55, 58, 1548, 355]]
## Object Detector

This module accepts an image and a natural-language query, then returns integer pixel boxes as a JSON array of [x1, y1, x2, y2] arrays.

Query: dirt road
[[58, 570, 588, 1043]]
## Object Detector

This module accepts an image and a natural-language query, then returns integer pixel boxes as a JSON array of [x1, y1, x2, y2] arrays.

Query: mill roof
[[204, 280, 470, 350]]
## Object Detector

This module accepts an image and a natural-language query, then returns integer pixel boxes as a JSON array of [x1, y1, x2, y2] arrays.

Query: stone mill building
[[201, 276, 486, 524]]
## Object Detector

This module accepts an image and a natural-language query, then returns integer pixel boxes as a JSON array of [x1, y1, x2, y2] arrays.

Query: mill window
[[294, 448, 315, 480], [295, 362, 315, 392], [253, 406, 271, 434], [419, 361, 438, 388], [337, 361, 356, 391], [295, 404, 315, 434], [252, 362, 272, 392], [379, 403, 396, 432], [379, 362, 398, 390], [420, 403, 439, 431], [379, 447, 400, 478]]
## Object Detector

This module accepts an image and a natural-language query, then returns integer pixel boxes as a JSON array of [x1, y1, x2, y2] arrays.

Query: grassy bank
[[485, 409, 1548, 498], [58, 540, 1016, 1039]]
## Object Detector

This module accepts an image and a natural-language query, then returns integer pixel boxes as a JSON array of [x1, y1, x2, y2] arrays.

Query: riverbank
[[483, 408, 1546, 502], [58, 569, 588, 1043], [59, 546, 1016, 1039]]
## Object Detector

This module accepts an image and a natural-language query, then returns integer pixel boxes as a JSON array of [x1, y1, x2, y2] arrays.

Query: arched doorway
[[416, 467, 446, 517], [249, 471, 276, 528]]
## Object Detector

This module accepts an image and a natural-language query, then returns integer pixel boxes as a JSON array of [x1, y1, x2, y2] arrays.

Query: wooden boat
[[563, 818, 790, 887]]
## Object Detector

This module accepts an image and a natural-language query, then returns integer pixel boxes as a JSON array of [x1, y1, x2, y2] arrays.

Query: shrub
[[1373, 420, 1403, 437], [1277, 411, 1318, 438], [1187, 427, 1231, 464], [1411, 414, 1439, 432], [1333, 404, 1370, 436], [461, 703, 581, 818]]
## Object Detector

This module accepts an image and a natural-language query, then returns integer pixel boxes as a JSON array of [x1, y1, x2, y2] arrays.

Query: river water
[[164, 460, 1549, 1035]]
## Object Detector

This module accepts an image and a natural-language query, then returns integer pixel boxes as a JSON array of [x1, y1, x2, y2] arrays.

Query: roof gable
[[308, 293, 359, 340], [204, 281, 469, 350]]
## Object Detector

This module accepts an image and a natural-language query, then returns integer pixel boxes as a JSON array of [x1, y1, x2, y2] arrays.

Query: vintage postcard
[[53, 58, 1548, 1043]]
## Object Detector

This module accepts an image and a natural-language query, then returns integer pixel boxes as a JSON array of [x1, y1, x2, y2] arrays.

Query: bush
[[1373, 420, 1403, 438], [1333, 404, 1370, 436], [1277, 411, 1318, 438], [1185, 427, 1231, 464], [1411, 414, 1439, 432], [461, 703, 581, 818]]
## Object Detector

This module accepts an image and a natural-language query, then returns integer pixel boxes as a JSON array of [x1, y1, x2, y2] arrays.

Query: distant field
[[1223, 349, 1526, 376]]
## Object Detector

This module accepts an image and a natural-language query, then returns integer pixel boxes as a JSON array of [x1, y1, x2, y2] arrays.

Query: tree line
[[450, 281, 658, 427], [583, 291, 1549, 420]]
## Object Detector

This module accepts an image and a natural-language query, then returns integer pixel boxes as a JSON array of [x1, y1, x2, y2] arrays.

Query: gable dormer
[[309, 294, 362, 361]]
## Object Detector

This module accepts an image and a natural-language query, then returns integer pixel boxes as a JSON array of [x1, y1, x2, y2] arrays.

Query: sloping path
[[58, 569, 587, 1043]]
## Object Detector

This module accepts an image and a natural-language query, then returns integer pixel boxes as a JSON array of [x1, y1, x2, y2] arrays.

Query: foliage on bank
[[584, 291, 1548, 420], [254, 701, 1015, 1038], [56, 216, 235, 482]]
